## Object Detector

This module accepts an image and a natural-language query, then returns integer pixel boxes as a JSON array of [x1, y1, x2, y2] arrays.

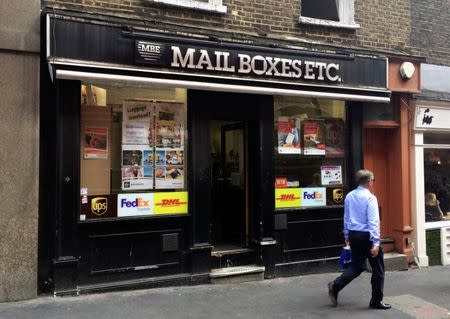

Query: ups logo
[[91, 197, 108, 216], [333, 189, 344, 204]]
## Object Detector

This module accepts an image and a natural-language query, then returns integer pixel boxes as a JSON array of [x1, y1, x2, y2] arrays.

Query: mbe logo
[[136, 41, 165, 65]]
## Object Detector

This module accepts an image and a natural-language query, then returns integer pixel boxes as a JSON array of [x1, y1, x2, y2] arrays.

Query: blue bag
[[338, 245, 352, 271]]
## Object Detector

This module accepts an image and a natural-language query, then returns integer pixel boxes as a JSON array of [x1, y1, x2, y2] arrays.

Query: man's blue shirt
[[343, 186, 380, 246]]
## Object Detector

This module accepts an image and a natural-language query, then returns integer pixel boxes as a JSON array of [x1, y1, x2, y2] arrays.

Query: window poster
[[320, 166, 342, 185], [277, 117, 301, 154], [121, 144, 153, 190], [155, 149, 184, 189], [324, 119, 345, 157], [122, 100, 153, 145], [121, 100, 185, 191], [84, 127, 108, 159], [303, 119, 326, 155], [155, 103, 184, 149]]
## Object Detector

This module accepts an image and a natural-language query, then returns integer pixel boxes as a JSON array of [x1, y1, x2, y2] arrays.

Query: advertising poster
[[303, 119, 326, 155], [324, 119, 345, 157], [320, 166, 342, 185], [155, 103, 184, 149], [121, 166, 153, 190], [117, 193, 154, 217], [300, 187, 327, 207], [121, 145, 153, 190], [84, 127, 108, 159], [155, 166, 184, 189], [277, 117, 301, 154], [275, 188, 301, 209], [122, 100, 153, 145]]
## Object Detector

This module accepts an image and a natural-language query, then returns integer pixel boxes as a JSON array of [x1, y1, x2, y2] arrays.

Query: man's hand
[[370, 245, 379, 257], [345, 238, 350, 246]]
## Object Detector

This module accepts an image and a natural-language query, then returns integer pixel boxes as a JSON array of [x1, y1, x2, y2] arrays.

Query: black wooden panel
[[274, 214, 287, 230], [162, 233, 179, 252]]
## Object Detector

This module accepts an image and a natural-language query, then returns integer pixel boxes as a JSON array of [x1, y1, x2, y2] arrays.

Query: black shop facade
[[39, 10, 390, 295]]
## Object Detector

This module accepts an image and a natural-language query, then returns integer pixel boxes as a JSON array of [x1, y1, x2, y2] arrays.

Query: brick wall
[[411, 0, 450, 66], [42, 0, 413, 56]]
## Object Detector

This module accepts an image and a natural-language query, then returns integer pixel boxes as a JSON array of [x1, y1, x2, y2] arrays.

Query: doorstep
[[209, 265, 265, 284]]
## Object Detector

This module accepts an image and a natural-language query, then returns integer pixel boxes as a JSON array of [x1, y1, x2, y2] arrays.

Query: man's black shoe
[[369, 301, 391, 309], [328, 281, 338, 307]]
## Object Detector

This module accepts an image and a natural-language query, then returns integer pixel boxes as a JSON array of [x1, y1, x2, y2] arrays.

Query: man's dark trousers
[[334, 231, 385, 303]]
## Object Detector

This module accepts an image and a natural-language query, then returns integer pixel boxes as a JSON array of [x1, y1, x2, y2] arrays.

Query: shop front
[[39, 9, 390, 295], [411, 64, 450, 267]]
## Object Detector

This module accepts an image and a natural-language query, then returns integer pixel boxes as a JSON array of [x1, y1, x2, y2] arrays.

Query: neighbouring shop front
[[411, 64, 450, 268], [39, 9, 390, 295]]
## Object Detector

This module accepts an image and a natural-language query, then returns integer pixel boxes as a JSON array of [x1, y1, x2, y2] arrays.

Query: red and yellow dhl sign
[[154, 192, 188, 215], [275, 188, 301, 209]]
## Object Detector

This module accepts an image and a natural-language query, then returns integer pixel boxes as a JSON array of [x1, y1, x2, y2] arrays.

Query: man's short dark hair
[[356, 169, 374, 185]]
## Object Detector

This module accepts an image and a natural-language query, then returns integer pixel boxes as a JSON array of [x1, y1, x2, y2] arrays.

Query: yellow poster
[[153, 191, 188, 215], [275, 188, 301, 209]]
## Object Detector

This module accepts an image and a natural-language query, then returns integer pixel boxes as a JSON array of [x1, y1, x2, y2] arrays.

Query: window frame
[[153, 0, 227, 14], [299, 0, 360, 30]]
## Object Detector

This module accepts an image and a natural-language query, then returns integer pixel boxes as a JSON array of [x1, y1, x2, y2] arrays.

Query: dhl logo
[[155, 199, 188, 207], [91, 197, 108, 216], [276, 194, 300, 201]]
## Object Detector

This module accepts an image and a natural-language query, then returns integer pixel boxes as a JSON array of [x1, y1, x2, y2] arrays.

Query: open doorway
[[210, 121, 248, 250]]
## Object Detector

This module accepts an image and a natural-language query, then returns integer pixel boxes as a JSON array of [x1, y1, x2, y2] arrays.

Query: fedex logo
[[303, 192, 324, 200], [120, 198, 150, 208]]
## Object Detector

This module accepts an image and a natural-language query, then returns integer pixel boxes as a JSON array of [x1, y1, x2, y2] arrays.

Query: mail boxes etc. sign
[[135, 40, 387, 89], [275, 187, 344, 209], [80, 191, 188, 220]]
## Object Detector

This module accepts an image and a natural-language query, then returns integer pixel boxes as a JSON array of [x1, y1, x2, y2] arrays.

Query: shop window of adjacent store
[[424, 133, 450, 223], [79, 83, 188, 221], [274, 96, 347, 210], [153, 0, 227, 13], [299, 0, 360, 29]]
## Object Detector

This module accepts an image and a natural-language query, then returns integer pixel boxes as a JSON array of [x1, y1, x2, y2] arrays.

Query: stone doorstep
[[364, 252, 409, 272], [209, 265, 265, 284]]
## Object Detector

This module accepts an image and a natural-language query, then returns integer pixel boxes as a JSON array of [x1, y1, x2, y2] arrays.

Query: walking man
[[328, 170, 391, 309]]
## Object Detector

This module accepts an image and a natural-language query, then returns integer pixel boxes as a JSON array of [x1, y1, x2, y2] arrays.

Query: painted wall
[[0, 0, 40, 302]]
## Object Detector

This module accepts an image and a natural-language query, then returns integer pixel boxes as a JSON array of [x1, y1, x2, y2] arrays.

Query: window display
[[274, 96, 346, 209], [424, 149, 450, 222], [79, 83, 188, 220]]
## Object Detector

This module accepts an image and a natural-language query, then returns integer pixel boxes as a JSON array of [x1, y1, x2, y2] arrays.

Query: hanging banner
[[122, 100, 153, 145], [324, 119, 345, 157]]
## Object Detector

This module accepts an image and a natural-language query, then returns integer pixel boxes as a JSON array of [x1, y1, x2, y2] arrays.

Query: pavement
[[1, 266, 449, 319]]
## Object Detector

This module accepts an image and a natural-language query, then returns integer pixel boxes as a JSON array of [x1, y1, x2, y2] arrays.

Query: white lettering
[[196, 49, 214, 70], [238, 54, 252, 74], [292, 60, 302, 78], [304, 61, 316, 80], [266, 57, 281, 76], [326, 63, 340, 81], [280, 58, 293, 77], [251, 55, 268, 75], [171, 46, 196, 68], [222, 52, 235, 72], [316, 62, 327, 80]]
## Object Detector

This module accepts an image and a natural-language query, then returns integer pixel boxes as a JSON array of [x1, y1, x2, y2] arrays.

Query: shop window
[[79, 83, 188, 221], [153, 0, 227, 13], [300, 0, 359, 29], [424, 148, 450, 223], [274, 96, 347, 210], [424, 132, 450, 145]]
